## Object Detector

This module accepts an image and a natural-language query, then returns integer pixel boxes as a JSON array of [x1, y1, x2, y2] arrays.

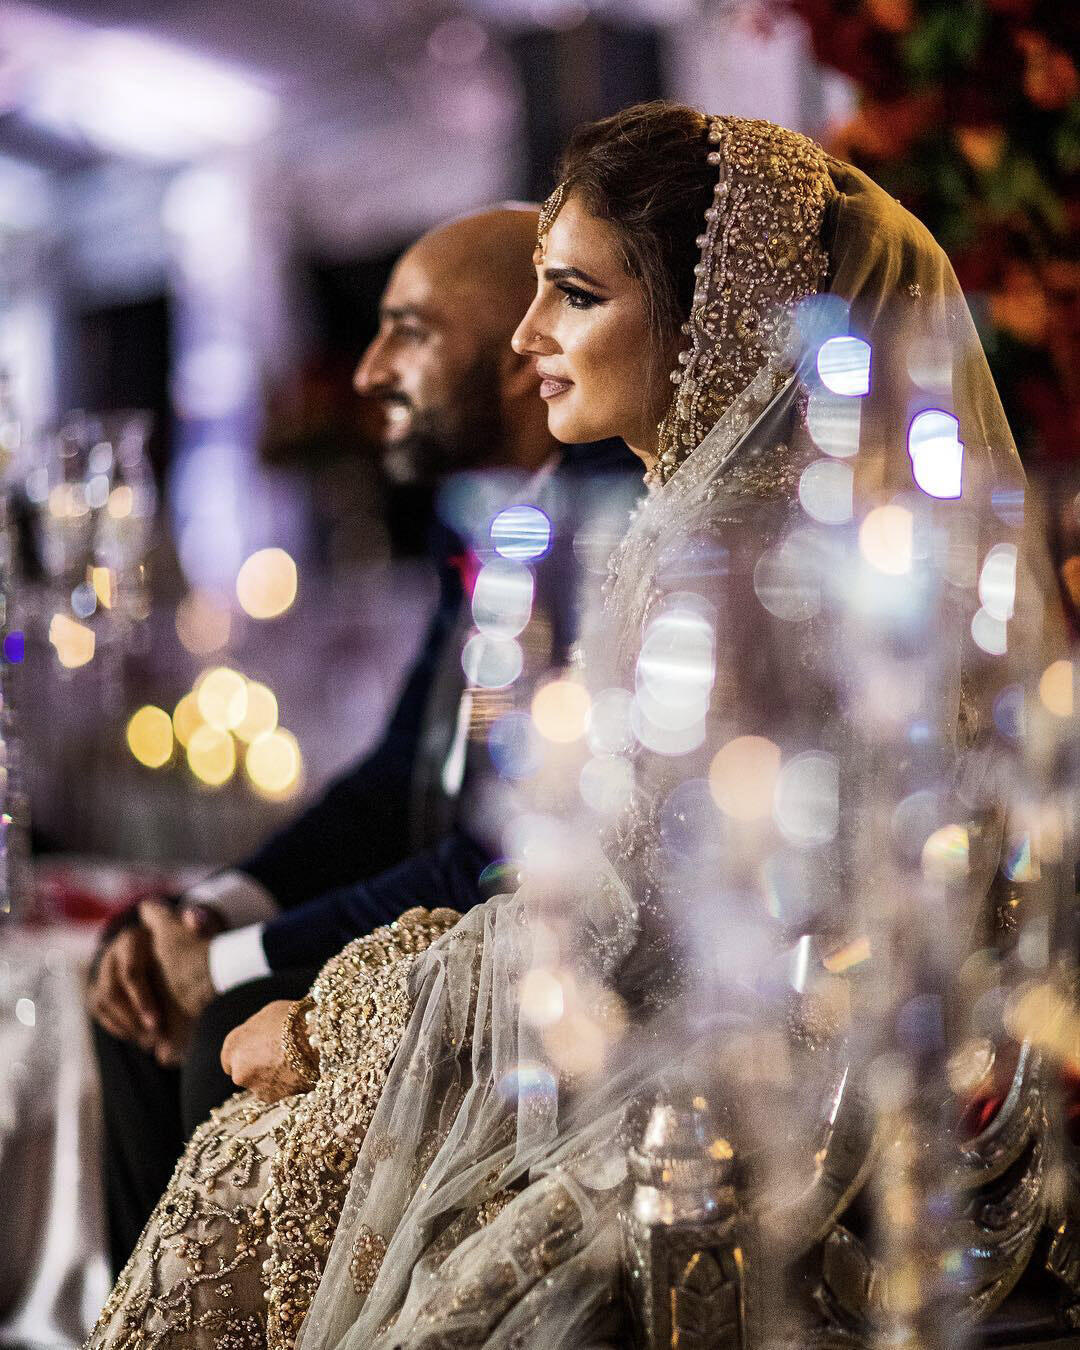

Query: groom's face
[[354, 242, 509, 484]]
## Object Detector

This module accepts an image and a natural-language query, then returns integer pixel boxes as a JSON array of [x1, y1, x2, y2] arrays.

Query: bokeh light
[[709, 735, 782, 821], [807, 388, 861, 458], [908, 410, 963, 499], [126, 705, 174, 768], [532, 678, 591, 743], [176, 589, 231, 654], [798, 459, 854, 525], [235, 547, 297, 619], [196, 666, 248, 731], [816, 335, 871, 396], [971, 607, 1007, 656], [186, 723, 237, 786], [245, 728, 302, 799], [520, 968, 565, 1028], [490, 504, 552, 561], [773, 751, 840, 846], [92, 566, 114, 609], [471, 558, 534, 637], [172, 691, 204, 747], [977, 543, 1017, 621], [753, 536, 823, 619], [461, 633, 523, 689], [107, 484, 134, 518], [1039, 659, 1073, 718], [586, 687, 636, 755], [234, 680, 279, 742], [859, 505, 913, 576], [488, 712, 543, 779], [921, 824, 970, 884], [48, 612, 95, 668]]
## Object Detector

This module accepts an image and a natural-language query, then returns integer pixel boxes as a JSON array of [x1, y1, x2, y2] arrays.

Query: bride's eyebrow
[[543, 265, 607, 292]]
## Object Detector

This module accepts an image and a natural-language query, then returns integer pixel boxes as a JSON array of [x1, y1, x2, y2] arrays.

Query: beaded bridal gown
[[88, 113, 1041, 1350]]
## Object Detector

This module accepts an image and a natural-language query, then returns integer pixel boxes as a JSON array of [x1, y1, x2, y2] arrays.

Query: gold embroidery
[[86, 907, 460, 1350]]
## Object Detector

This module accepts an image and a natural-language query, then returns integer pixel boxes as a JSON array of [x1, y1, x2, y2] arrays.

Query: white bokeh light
[[908, 410, 964, 499], [798, 459, 854, 525], [472, 558, 534, 637], [816, 336, 871, 397]]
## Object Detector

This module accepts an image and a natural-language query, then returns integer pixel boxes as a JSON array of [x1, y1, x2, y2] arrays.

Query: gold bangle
[[281, 996, 319, 1087]]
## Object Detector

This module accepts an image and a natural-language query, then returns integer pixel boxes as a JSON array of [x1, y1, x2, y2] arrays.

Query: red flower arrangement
[[780, 0, 1080, 465]]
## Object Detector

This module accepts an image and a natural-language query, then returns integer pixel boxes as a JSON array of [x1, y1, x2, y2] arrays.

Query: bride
[[88, 102, 1039, 1350]]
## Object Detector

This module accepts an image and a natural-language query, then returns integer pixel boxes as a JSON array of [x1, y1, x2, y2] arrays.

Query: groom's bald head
[[354, 205, 549, 481]]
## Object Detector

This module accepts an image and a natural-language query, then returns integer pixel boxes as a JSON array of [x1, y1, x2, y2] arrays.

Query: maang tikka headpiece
[[653, 115, 833, 486], [537, 182, 566, 249]]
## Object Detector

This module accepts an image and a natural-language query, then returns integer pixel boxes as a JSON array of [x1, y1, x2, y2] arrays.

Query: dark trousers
[[92, 967, 319, 1276]]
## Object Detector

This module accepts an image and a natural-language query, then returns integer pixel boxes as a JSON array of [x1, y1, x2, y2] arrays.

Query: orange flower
[[1015, 30, 1079, 110], [955, 126, 1005, 172], [865, 0, 913, 33], [990, 264, 1051, 346]]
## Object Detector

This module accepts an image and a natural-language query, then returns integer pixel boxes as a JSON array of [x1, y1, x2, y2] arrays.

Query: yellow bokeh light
[[236, 548, 297, 620], [531, 679, 591, 743], [196, 666, 248, 731], [175, 590, 231, 655], [107, 484, 134, 519], [126, 705, 174, 769], [48, 612, 95, 668], [245, 728, 302, 799], [858, 504, 913, 576], [922, 823, 969, 884], [708, 735, 782, 820], [234, 681, 278, 743], [92, 566, 114, 609], [187, 724, 236, 787], [1039, 659, 1073, 719], [172, 691, 205, 748]]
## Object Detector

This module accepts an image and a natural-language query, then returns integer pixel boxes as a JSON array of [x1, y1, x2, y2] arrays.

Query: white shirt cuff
[[207, 924, 272, 994], [184, 870, 280, 930]]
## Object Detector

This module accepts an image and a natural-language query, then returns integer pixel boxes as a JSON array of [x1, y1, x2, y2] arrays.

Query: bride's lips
[[537, 366, 572, 400]]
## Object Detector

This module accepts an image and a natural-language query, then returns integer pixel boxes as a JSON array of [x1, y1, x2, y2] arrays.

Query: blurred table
[[0, 858, 198, 1348]]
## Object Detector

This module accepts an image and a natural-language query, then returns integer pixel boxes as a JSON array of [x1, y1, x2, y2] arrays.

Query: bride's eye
[[557, 283, 601, 310]]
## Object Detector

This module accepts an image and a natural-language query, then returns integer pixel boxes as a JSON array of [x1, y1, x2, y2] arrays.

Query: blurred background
[[0, 0, 1075, 1343], [0, 0, 1073, 875]]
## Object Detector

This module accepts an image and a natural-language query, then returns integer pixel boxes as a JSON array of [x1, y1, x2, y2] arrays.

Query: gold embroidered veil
[[292, 118, 1054, 1350]]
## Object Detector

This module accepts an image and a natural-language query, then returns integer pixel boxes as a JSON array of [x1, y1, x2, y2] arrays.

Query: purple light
[[490, 504, 552, 560], [3, 632, 24, 663], [908, 409, 963, 499]]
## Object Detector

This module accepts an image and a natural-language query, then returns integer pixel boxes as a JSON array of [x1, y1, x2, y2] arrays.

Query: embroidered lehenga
[[88, 116, 1047, 1350]]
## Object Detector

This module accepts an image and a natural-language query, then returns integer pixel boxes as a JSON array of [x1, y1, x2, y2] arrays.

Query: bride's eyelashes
[[556, 282, 604, 310]]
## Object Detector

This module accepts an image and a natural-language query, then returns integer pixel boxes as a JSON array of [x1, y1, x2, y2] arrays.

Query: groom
[[89, 204, 639, 1273]]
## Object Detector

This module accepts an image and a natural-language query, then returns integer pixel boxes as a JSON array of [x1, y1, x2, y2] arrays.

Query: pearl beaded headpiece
[[539, 115, 833, 486]]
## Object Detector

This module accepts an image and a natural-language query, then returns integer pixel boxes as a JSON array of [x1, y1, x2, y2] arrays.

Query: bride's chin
[[545, 406, 606, 446]]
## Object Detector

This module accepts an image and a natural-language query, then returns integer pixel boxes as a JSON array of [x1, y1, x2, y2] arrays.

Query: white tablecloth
[[0, 923, 110, 1347]]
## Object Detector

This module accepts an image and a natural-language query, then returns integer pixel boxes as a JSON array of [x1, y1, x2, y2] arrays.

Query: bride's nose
[[511, 298, 556, 357]]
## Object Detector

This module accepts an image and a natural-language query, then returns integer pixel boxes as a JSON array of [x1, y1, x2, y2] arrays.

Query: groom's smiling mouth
[[536, 366, 573, 399]]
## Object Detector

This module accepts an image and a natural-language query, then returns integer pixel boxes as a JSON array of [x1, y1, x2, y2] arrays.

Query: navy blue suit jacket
[[246, 440, 642, 972]]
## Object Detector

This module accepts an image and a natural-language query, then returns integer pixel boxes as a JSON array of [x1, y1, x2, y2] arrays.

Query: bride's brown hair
[[553, 100, 717, 351]]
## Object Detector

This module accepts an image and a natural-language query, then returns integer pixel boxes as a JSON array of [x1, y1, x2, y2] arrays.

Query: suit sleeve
[[258, 828, 492, 971], [237, 597, 457, 911]]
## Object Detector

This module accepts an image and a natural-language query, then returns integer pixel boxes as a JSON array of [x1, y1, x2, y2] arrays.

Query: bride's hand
[[220, 999, 313, 1102]]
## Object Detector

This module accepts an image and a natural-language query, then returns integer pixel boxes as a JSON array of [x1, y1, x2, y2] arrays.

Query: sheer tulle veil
[[294, 119, 1053, 1350]]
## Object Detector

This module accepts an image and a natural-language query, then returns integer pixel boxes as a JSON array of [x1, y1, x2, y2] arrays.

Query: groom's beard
[[383, 353, 507, 486]]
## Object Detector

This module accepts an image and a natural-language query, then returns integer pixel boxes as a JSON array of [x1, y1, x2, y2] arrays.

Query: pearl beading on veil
[[650, 115, 833, 488]]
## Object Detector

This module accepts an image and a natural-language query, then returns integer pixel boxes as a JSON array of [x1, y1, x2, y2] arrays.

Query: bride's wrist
[[281, 996, 320, 1086]]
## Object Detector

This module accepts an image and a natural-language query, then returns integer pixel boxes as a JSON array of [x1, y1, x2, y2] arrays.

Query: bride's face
[[511, 193, 676, 466]]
